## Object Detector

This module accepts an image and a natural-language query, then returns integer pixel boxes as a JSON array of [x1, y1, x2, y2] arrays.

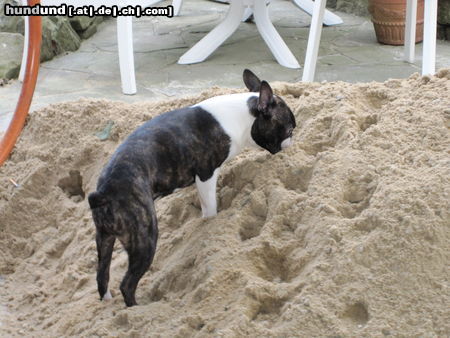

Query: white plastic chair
[[302, 0, 327, 81], [405, 0, 437, 75], [19, 0, 182, 95], [302, 0, 438, 82]]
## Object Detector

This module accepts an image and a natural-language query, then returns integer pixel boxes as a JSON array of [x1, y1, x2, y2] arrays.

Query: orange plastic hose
[[0, 0, 41, 166]]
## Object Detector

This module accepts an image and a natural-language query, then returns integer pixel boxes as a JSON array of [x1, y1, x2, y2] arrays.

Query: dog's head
[[243, 69, 296, 154]]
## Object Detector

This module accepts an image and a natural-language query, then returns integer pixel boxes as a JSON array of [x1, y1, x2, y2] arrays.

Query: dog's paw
[[202, 210, 217, 218], [102, 290, 113, 301]]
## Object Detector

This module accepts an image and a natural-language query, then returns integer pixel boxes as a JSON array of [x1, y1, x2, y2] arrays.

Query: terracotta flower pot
[[368, 0, 424, 45]]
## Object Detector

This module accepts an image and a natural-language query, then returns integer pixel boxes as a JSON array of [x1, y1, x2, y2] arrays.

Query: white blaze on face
[[281, 137, 292, 149]]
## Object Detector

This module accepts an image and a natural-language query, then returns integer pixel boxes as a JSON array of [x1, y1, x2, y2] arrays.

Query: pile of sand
[[1, 71, 449, 337]]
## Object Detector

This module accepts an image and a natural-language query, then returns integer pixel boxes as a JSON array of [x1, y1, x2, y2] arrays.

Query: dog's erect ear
[[257, 81, 274, 116], [243, 69, 262, 92]]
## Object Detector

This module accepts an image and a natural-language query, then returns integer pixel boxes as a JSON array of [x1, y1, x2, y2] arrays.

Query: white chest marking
[[195, 93, 258, 160], [195, 168, 220, 218]]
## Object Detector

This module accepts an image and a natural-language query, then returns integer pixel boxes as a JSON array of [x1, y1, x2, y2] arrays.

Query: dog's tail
[[88, 191, 109, 209]]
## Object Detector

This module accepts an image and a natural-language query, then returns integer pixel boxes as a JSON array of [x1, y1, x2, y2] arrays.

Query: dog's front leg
[[195, 168, 219, 218]]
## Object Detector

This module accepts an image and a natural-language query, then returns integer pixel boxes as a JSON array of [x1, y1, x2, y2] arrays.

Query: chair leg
[[404, 0, 417, 63], [292, 0, 343, 26], [117, 16, 137, 95], [422, 0, 437, 75], [172, 0, 182, 16], [19, 0, 29, 82], [178, 0, 245, 64], [302, 0, 326, 82], [253, 0, 300, 68]]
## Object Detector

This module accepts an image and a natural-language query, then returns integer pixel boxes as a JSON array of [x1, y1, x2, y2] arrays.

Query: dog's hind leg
[[120, 196, 158, 307], [120, 231, 157, 307], [96, 230, 116, 301]]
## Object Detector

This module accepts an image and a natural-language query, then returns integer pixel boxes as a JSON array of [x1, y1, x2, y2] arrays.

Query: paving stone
[[318, 54, 357, 66], [340, 45, 397, 63]]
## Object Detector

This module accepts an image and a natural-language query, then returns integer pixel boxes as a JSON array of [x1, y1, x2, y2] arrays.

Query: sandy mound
[[1, 70, 449, 337]]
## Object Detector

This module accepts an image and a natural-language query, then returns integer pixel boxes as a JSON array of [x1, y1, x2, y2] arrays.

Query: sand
[[0, 70, 449, 337]]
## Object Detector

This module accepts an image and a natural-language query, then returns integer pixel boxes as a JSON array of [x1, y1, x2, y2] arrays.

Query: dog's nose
[[281, 137, 292, 149]]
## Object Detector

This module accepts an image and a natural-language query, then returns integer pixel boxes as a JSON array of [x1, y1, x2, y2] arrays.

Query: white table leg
[[404, 0, 417, 63], [178, 0, 245, 64], [172, 0, 182, 16], [117, 16, 137, 95], [19, 0, 29, 82], [253, 0, 300, 68], [242, 6, 253, 22], [422, 0, 437, 75], [241, 0, 269, 22], [302, 0, 326, 82], [292, 0, 343, 26], [243, 0, 343, 25]]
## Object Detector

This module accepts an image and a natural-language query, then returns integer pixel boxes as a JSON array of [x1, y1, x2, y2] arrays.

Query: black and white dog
[[88, 70, 296, 307]]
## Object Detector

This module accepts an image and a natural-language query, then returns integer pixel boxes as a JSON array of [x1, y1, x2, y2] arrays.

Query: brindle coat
[[89, 69, 296, 307]]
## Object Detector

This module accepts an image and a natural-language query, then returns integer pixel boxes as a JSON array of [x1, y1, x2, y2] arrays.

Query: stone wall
[[438, 0, 450, 40], [327, 0, 370, 17], [0, 0, 106, 80]]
